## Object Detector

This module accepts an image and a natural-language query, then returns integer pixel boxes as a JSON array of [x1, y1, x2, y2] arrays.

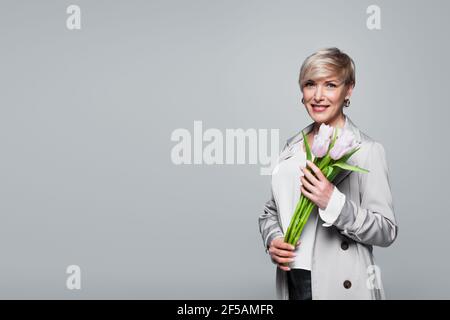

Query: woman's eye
[[326, 83, 336, 88], [305, 82, 315, 87]]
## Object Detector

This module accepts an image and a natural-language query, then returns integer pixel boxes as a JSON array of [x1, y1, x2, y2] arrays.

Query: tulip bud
[[311, 123, 333, 158], [329, 128, 358, 160]]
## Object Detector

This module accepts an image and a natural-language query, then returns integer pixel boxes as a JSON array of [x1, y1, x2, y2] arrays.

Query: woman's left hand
[[300, 160, 335, 210]]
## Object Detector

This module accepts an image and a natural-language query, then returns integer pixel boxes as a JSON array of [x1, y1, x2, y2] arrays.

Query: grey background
[[0, 0, 448, 299]]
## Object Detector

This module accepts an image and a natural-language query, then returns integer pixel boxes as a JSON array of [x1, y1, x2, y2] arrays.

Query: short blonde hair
[[299, 47, 356, 89]]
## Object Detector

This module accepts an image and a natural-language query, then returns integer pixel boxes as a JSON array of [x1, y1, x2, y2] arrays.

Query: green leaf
[[339, 146, 360, 163], [325, 166, 334, 178], [302, 130, 312, 161], [329, 167, 342, 182], [327, 127, 338, 153], [331, 162, 370, 173]]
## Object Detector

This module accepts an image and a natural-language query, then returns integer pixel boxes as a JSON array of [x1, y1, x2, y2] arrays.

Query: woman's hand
[[269, 237, 300, 271], [300, 160, 334, 210]]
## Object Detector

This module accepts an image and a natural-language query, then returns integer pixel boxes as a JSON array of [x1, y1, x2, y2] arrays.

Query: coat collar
[[278, 114, 362, 186]]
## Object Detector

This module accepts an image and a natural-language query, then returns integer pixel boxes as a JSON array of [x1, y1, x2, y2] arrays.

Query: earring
[[344, 98, 350, 107], [301, 98, 305, 104]]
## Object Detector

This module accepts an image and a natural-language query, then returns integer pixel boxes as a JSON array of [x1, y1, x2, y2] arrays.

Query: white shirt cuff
[[318, 186, 346, 227]]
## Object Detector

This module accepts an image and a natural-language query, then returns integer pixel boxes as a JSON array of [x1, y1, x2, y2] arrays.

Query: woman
[[258, 47, 398, 300]]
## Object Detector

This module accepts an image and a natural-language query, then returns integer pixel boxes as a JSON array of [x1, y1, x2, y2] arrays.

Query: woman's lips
[[311, 104, 329, 112]]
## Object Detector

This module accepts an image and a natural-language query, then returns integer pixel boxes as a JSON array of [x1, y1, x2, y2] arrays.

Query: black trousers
[[287, 268, 312, 300]]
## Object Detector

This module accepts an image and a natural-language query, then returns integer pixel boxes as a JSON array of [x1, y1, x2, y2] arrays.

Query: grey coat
[[258, 115, 398, 300]]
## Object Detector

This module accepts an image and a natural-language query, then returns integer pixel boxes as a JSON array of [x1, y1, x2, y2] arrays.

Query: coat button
[[341, 241, 349, 250], [343, 280, 352, 289]]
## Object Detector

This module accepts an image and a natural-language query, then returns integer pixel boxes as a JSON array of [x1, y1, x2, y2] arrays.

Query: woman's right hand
[[268, 236, 300, 271]]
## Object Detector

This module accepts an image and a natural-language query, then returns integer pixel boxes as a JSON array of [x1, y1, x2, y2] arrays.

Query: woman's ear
[[345, 83, 355, 99]]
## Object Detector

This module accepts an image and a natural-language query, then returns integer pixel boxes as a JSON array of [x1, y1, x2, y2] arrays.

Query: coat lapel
[[280, 114, 362, 186]]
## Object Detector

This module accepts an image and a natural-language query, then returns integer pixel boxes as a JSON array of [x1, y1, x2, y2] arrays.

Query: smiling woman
[[299, 48, 355, 137], [258, 47, 398, 300]]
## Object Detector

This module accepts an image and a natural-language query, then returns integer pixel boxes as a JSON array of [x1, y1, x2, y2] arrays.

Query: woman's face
[[302, 75, 353, 126]]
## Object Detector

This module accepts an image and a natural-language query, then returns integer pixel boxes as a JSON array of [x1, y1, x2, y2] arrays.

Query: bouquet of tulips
[[284, 124, 369, 246]]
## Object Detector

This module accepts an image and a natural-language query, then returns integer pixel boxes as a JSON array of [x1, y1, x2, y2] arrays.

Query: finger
[[276, 241, 295, 251], [300, 175, 317, 194], [274, 256, 296, 264], [301, 165, 320, 186], [301, 185, 316, 202], [271, 247, 296, 258], [306, 160, 325, 181], [278, 264, 291, 271]]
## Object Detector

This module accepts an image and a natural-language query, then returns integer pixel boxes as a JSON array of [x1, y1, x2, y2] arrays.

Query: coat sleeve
[[258, 142, 289, 254], [331, 141, 399, 247], [259, 191, 284, 254]]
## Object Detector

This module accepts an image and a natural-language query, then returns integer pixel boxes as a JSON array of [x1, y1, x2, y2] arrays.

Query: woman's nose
[[314, 85, 324, 101]]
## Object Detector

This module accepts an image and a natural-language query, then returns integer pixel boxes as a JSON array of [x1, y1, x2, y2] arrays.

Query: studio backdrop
[[0, 0, 448, 299]]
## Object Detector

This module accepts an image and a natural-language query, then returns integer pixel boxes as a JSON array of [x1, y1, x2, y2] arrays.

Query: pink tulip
[[329, 128, 358, 160], [311, 123, 334, 158]]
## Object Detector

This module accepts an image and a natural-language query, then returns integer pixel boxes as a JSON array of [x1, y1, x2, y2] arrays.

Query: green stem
[[290, 200, 315, 245], [285, 195, 305, 242], [287, 164, 343, 245], [285, 156, 346, 245], [289, 198, 313, 243]]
